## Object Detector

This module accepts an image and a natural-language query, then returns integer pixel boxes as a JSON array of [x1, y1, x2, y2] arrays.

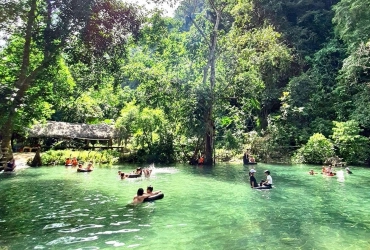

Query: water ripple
[[46, 236, 98, 245], [43, 223, 71, 230], [110, 221, 131, 226], [90, 228, 140, 235], [106, 240, 125, 247], [58, 224, 104, 233], [127, 244, 141, 248], [74, 247, 100, 250]]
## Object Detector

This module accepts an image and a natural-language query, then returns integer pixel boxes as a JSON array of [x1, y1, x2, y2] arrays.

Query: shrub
[[292, 133, 335, 164], [39, 150, 119, 166], [331, 121, 370, 164]]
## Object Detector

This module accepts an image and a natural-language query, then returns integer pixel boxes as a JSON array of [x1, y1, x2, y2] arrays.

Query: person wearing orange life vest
[[71, 157, 78, 166], [65, 158, 72, 166], [198, 155, 204, 164]]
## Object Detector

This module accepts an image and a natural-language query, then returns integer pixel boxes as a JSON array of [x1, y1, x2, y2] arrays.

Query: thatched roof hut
[[28, 121, 115, 140]]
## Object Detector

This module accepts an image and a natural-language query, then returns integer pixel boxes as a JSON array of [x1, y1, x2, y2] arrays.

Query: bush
[[40, 150, 119, 166], [292, 133, 335, 164], [331, 120, 370, 164]]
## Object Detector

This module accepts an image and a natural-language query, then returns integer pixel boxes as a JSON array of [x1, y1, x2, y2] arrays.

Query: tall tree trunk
[[204, 5, 221, 165], [1, 0, 37, 163]]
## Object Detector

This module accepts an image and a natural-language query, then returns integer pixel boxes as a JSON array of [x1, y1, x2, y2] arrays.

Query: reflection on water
[[0, 163, 370, 249]]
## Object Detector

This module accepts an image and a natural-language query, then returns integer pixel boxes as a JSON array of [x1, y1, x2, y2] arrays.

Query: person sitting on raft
[[5, 158, 16, 172], [326, 165, 332, 173], [249, 156, 256, 163], [249, 169, 258, 188], [132, 188, 151, 205], [134, 167, 142, 175], [118, 171, 129, 179], [259, 170, 273, 188], [87, 161, 93, 171], [71, 157, 78, 167], [325, 165, 336, 176], [146, 185, 161, 196], [65, 158, 72, 166], [77, 163, 93, 172], [77, 163, 84, 170]]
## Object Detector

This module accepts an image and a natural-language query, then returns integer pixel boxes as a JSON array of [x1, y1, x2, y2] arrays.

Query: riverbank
[[13, 152, 35, 170]]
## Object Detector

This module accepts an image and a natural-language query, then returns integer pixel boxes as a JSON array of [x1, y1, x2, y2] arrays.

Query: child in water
[[308, 169, 317, 175]]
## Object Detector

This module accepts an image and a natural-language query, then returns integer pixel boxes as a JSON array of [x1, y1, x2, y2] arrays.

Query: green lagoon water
[[0, 163, 369, 250]]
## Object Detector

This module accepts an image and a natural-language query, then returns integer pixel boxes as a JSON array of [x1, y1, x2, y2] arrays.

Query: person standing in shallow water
[[243, 152, 249, 165], [249, 169, 258, 188]]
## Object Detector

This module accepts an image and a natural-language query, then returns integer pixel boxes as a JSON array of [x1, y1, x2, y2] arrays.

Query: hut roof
[[28, 121, 115, 140]]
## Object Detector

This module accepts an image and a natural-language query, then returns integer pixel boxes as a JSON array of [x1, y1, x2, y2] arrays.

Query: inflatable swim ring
[[254, 186, 272, 190], [144, 193, 164, 202], [77, 169, 92, 172], [127, 174, 141, 178]]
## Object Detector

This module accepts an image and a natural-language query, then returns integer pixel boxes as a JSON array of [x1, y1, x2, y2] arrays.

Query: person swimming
[[87, 161, 93, 170], [146, 186, 161, 196], [309, 169, 317, 175], [135, 167, 142, 175], [132, 188, 151, 204]]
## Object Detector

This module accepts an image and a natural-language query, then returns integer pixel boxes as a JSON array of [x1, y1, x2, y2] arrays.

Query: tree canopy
[[1, 0, 370, 165]]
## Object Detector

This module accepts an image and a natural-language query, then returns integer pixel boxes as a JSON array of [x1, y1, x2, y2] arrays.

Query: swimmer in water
[[132, 188, 151, 204], [309, 169, 317, 175]]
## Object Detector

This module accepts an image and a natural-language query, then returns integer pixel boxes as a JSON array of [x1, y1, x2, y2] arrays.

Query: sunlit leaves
[[115, 102, 168, 149], [333, 0, 370, 50], [292, 133, 335, 164], [331, 120, 370, 164]]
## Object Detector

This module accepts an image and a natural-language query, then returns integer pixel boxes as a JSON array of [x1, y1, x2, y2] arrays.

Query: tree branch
[[187, 15, 211, 48]]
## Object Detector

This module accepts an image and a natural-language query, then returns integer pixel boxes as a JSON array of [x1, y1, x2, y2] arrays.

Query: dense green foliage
[[40, 150, 119, 166], [1, 0, 370, 165], [292, 133, 335, 164], [331, 121, 370, 164]]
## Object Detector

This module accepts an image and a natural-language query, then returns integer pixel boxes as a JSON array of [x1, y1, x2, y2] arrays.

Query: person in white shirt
[[259, 170, 273, 188]]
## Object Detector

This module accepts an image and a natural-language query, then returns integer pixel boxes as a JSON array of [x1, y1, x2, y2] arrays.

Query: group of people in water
[[118, 166, 152, 179], [249, 169, 273, 189], [65, 157, 94, 172], [308, 165, 353, 176], [132, 186, 162, 204]]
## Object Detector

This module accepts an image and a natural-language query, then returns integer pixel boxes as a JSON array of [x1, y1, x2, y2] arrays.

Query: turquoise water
[[0, 163, 369, 250]]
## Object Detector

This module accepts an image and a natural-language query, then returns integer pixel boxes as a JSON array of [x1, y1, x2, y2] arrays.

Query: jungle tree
[[0, 0, 142, 162]]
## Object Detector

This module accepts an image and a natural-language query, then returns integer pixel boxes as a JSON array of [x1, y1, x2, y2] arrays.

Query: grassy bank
[[39, 150, 119, 166]]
